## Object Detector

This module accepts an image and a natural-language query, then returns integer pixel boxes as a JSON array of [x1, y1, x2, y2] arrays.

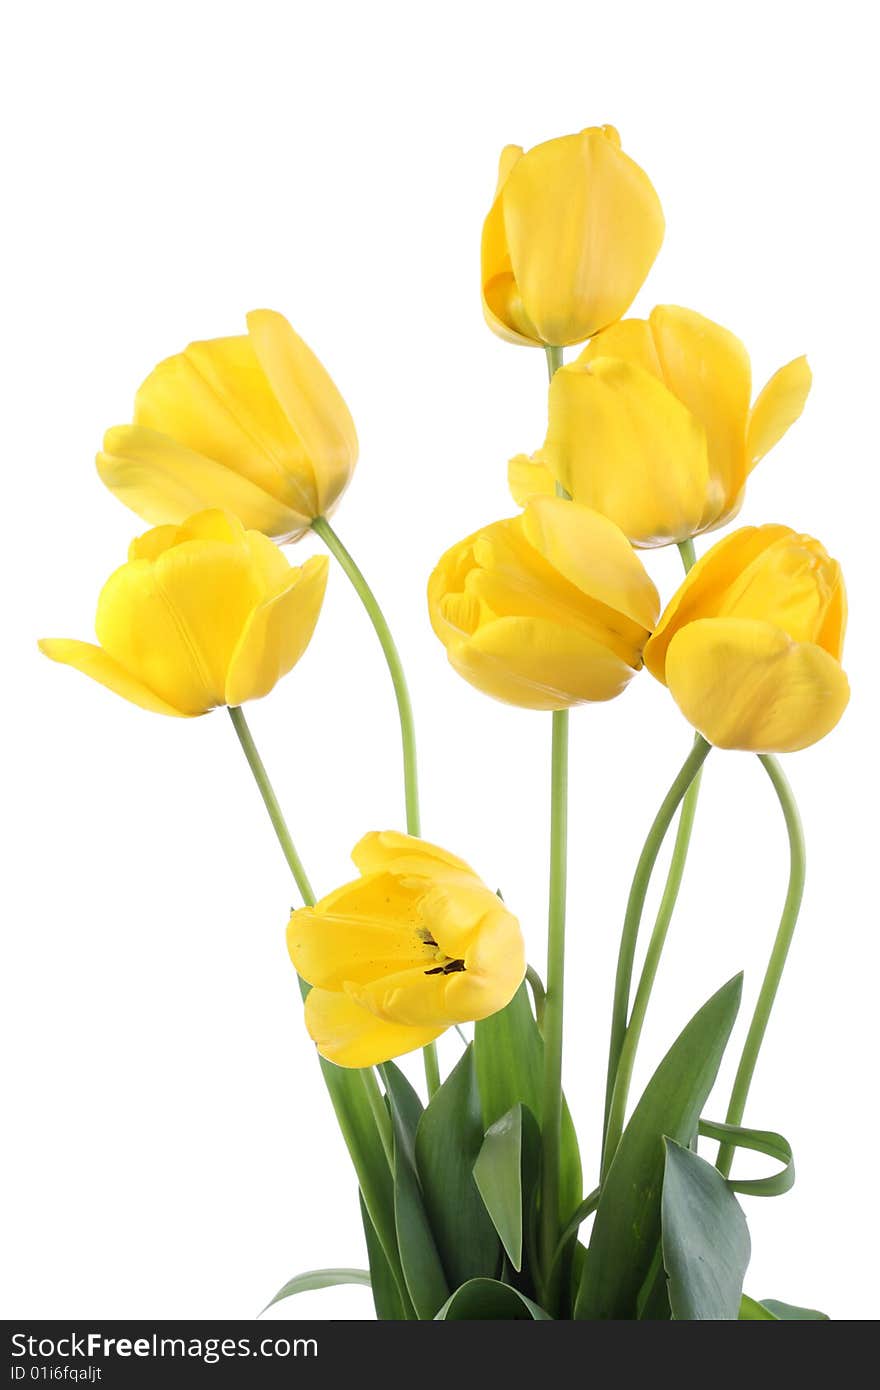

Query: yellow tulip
[[644, 525, 849, 752], [427, 497, 659, 711], [97, 310, 357, 542], [510, 306, 812, 547], [288, 831, 526, 1068], [39, 510, 328, 716], [481, 125, 664, 349]]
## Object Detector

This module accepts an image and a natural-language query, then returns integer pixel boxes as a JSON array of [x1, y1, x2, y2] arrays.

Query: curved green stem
[[228, 705, 316, 906], [601, 735, 712, 1176], [526, 964, 547, 1031], [716, 754, 805, 1177], [545, 344, 564, 380], [311, 515, 420, 837], [539, 709, 569, 1278], [603, 738, 704, 1171], [310, 515, 440, 1097]]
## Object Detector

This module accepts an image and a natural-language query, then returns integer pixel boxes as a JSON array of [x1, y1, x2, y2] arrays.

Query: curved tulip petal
[[543, 358, 711, 546], [304, 987, 445, 1068], [134, 335, 320, 515], [289, 895, 436, 993], [644, 525, 793, 682], [746, 356, 812, 472], [448, 617, 638, 711], [246, 310, 357, 516], [225, 554, 328, 706], [351, 830, 475, 879], [521, 496, 660, 630], [98, 426, 310, 540], [481, 146, 541, 347], [502, 127, 664, 346], [508, 452, 556, 507], [38, 639, 188, 717], [665, 618, 850, 753]]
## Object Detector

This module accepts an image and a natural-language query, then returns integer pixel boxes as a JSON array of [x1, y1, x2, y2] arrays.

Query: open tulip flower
[[481, 126, 664, 348], [644, 524, 849, 752], [288, 832, 525, 1067], [97, 310, 357, 542], [39, 510, 328, 716], [510, 306, 812, 547], [428, 496, 659, 710]]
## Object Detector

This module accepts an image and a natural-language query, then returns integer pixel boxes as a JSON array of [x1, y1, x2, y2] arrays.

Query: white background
[[3, 0, 878, 1322]]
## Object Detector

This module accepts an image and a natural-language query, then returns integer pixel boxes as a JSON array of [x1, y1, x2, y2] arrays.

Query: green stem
[[310, 514, 441, 1098], [716, 754, 805, 1177], [526, 964, 547, 1031], [228, 705, 316, 906], [539, 708, 569, 1278], [601, 736, 712, 1176], [364, 1072, 394, 1168], [545, 344, 564, 380]]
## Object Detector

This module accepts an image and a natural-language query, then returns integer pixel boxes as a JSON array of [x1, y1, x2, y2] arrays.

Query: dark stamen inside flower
[[424, 958, 466, 976]]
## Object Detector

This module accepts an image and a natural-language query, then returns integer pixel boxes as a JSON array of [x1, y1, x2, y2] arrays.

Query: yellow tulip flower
[[97, 310, 357, 542], [427, 497, 659, 711], [288, 831, 525, 1068], [481, 125, 664, 348], [510, 306, 812, 547], [644, 525, 849, 752], [39, 510, 328, 716]]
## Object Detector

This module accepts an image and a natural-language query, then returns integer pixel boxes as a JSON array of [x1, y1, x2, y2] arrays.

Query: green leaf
[[261, 1267, 371, 1314], [575, 974, 742, 1320], [435, 1278, 551, 1320], [699, 1119, 794, 1197], [760, 1298, 829, 1320], [739, 1294, 777, 1319], [474, 983, 582, 1223], [473, 1104, 523, 1270], [360, 1194, 411, 1321], [316, 1058, 403, 1296], [381, 1062, 449, 1320], [415, 1046, 501, 1288], [662, 1139, 751, 1320]]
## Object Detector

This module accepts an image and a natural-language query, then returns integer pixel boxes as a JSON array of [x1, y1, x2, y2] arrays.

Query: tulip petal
[[746, 356, 812, 472], [246, 310, 357, 517], [225, 554, 327, 706], [351, 830, 476, 879], [508, 452, 556, 507], [98, 426, 310, 540], [448, 616, 638, 711], [543, 358, 711, 546], [502, 127, 664, 347], [95, 541, 259, 714], [38, 639, 188, 717], [133, 335, 319, 515], [521, 496, 660, 631], [303, 987, 445, 1068], [665, 618, 850, 753], [289, 890, 436, 992], [644, 525, 793, 682]]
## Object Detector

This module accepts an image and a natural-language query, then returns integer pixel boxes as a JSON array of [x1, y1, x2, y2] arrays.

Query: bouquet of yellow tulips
[[41, 125, 846, 1322]]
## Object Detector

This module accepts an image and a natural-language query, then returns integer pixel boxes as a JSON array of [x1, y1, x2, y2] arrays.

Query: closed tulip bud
[[39, 510, 328, 716], [481, 126, 664, 349], [97, 310, 357, 542], [288, 832, 526, 1068], [511, 306, 811, 547], [644, 525, 849, 752], [427, 497, 659, 710]]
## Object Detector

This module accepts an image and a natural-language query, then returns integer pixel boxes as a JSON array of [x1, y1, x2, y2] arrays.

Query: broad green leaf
[[474, 983, 582, 1223], [699, 1119, 794, 1197], [261, 1267, 371, 1314], [740, 1294, 777, 1319], [662, 1139, 750, 1320], [435, 1278, 551, 1320], [382, 1062, 449, 1319], [473, 1104, 523, 1270], [415, 1046, 500, 1288], [575, 974, 742, 1320], [760, 1298, 829, 1320], [360, 1194, 411, 1320]]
